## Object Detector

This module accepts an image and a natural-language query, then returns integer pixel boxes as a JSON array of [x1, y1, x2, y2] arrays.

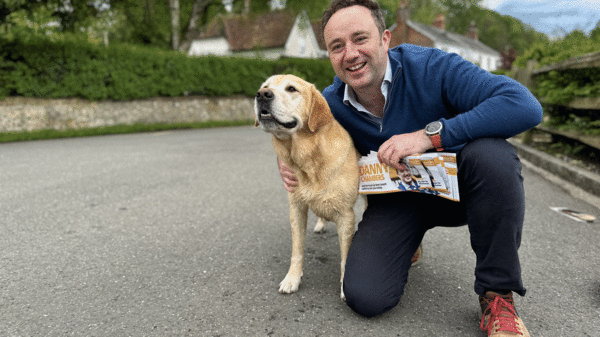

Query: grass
[[0, 119, 255, 143]]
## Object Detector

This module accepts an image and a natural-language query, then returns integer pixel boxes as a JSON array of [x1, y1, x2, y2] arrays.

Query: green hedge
[[0, 37, 336, 101], [535, 68, 600, 105]]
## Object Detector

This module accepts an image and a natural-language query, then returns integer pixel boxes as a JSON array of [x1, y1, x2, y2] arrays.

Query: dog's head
[[254, 74, 333, 137]]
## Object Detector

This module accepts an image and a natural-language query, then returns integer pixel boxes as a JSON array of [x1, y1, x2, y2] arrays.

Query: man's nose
[[345, 43, 360, 59]]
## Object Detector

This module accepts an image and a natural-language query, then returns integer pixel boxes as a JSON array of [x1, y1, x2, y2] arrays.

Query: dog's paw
[[340, 283, 346, 301], [313, 218, 327, 233], [279, 274, 302, 294]]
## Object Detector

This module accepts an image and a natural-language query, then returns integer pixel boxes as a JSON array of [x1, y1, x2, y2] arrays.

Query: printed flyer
[[358, 151, 460, 201]]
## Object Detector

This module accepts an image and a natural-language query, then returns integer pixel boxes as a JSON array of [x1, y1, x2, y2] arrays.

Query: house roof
[[389, 20, 500, 57], [311, 20, 327, 50], [197, 11, 297, 52]]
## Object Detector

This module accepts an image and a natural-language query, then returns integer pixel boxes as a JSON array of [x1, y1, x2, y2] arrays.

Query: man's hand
[[278, 158, 298, 193], [377, 130, 434, 170]]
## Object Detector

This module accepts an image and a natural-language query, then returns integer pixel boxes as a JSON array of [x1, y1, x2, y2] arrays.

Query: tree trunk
[[170, 0, 180, 50], [178, 0, 211, 53]]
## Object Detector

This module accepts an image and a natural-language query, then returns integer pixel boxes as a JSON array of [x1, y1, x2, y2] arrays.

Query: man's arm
[[434, 52, 543, 148], [379, 49, 542, 168]]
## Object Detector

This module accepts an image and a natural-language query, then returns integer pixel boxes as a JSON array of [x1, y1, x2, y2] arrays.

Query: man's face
[[397, 164, 412, 183], [323, 5, 390, 93]]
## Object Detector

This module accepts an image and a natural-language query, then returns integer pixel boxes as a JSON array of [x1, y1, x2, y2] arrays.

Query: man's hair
[[397, 162, 410, 171], [322, 0, 386, 37]]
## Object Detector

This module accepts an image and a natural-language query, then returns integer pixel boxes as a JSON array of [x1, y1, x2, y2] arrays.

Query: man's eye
[[286, 86, 297, 92], [330, 44, 342, 52]]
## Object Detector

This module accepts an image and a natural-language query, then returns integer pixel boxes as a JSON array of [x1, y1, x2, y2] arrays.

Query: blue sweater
[[323, 44, 543, 155]]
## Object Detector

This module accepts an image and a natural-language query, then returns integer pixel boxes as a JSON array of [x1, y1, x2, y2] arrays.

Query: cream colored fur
[[255, 75, 360, 300]]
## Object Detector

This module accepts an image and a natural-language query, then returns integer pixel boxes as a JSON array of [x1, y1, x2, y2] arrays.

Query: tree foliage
[[0, 0, 550, 55], [449, 4, 548, 55]]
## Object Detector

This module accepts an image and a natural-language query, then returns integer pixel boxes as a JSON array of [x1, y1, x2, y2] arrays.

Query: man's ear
[[307, 85, 333, 132]]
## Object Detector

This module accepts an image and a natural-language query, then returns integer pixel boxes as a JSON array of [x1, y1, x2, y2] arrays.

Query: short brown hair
[[322, 0, 386, 37]]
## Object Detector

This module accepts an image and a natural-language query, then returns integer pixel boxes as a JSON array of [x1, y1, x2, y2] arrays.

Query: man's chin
[[345, 75, 374, 91]]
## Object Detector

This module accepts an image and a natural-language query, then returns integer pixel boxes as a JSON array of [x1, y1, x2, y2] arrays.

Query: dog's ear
[[308, 85, 333, 132]]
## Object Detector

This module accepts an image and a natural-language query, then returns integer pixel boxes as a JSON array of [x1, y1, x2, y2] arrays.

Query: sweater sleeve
[[435, 52, 543, 150]]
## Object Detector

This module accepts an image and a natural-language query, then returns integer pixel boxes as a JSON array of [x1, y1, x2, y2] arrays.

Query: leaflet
[[358, 151, 460, 202]]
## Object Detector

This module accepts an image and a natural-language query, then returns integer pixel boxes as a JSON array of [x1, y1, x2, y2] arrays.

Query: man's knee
[[458, 138, 523, 185], [343, 278, 401, 317], [459, 138, 520, 172]]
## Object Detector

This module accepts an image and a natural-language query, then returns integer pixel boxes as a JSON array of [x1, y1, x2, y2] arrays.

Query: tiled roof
[[407, 21, 500, 56], [197, 11, 296, 52]]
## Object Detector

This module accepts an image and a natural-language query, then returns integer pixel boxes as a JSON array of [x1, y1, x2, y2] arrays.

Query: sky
[[480, 0, 600, 38]]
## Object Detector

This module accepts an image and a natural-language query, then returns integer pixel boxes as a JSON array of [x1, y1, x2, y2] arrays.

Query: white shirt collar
[[343, 55, 392, 116]]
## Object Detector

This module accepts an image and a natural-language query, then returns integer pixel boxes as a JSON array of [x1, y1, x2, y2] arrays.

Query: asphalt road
[[1, 126, 599, 337]]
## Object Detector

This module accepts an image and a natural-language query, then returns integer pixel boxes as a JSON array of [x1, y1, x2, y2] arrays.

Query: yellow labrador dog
[[254, 74, 360, 300]]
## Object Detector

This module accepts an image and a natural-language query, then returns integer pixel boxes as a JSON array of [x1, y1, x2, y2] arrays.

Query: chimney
[[397, 0, 410, 44], [397, 0, 410, 25], [432, 14, 445, 31], [466, 21, 479, 40]]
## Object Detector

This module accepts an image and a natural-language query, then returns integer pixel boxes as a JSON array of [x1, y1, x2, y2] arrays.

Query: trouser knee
[[343, 278, 401, 318], [458, 138, 522, 184]]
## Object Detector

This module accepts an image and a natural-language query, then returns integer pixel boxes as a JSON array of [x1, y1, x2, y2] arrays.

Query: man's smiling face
[[397, 164, 413, 183], [323, 5, 390, 93]]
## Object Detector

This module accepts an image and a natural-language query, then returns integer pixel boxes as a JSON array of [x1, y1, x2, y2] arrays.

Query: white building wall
[[233, 48, 285, 60], [284, 13, 322, 59], [188, 38, 231, 57], [435, 42, 499, 72]]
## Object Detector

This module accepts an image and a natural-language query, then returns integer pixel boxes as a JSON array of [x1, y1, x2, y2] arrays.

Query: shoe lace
[[480, 296, 523, 335]]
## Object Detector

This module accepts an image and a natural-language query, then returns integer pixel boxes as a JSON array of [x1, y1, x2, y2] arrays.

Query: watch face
[[426, 121, 442, 134]]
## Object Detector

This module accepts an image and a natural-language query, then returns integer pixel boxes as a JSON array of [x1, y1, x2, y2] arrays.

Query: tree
[[0, 0, 59, 24], [591, 21, 600, 41], [178, 0, 215, 52], [170, 0, 179, 49], [448, 5, 548, 55]]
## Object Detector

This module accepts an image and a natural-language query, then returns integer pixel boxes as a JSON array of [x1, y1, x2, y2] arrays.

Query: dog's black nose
[[256, 88, 274, 101]]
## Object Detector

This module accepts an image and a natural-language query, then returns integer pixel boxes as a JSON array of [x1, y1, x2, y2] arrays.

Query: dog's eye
[[286, 86, 297, 93]]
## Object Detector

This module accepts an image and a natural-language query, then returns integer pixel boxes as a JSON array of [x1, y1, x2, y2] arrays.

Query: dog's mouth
[[258, 109, 298, 129]]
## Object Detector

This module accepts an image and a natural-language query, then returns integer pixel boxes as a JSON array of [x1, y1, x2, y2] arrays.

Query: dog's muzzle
[[256, 88, 298, 129]]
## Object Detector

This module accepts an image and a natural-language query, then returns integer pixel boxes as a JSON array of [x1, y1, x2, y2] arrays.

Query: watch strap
[[429, 134, 443, 151]]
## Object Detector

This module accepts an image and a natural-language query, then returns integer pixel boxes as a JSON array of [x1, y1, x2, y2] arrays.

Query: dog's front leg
[[279, 200, 308, 294], [337, 211, 355, 301]]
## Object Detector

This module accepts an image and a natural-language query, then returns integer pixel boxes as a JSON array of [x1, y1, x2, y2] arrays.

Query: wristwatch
[[425, 121, 444, 151]]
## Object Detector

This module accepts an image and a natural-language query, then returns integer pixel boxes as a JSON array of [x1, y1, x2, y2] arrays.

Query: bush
[[512, 28, 600, 136], [0, 36, 336, 101], [514, 29, 600, 68]]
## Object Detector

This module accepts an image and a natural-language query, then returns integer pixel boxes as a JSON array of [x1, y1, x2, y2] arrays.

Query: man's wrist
[[420, 129, 435, 151]]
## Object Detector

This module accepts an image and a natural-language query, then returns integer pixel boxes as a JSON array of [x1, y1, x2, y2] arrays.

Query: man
[[278, 0, 542, 335], [395, 161, 419, 191]]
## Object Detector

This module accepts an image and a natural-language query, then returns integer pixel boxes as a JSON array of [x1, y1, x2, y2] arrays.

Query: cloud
[[483, 0, 600, 36]]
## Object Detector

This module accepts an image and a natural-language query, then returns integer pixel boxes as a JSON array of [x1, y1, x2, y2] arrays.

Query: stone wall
[[0, 96, 255, 132]]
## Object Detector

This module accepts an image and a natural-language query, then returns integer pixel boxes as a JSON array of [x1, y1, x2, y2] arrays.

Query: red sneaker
[[479, 291, 529, 336], [410, 244, 423, 267]]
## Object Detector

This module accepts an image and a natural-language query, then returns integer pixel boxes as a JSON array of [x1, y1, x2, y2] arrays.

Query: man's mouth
[[347, 62, 367, 73]]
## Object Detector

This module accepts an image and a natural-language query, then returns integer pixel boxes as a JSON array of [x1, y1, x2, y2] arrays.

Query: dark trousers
[[343, 138, 526, 317]]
